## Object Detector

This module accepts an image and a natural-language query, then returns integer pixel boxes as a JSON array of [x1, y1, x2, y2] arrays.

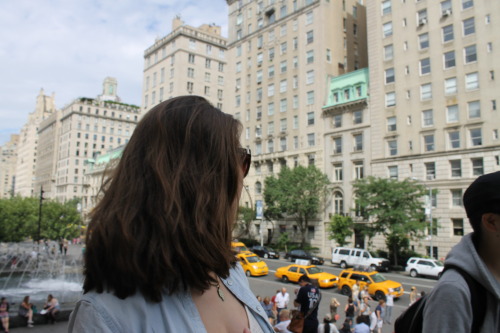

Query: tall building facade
[[15, 89, 56, 197], [322, 68, 371, 249], [367, 0, 500, 257], [54, 78, 140, 204], [142, 18, 228, 114], [0, 134, 19, 198], [225, 0, 368, 248]]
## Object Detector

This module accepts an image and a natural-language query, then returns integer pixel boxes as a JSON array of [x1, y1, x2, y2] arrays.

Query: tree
[[353, 176, 428, 266], [264, 165, 330, 248], [327, 214, 354, 247], [235, 206, 255, 239]]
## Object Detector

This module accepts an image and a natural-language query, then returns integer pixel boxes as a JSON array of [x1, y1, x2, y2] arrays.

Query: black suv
[[250, 245, 280, 259], [285, 249, 324, 265]]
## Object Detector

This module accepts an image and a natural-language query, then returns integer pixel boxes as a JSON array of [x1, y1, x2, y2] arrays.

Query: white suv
[[406, 257, 444, 278], [331, 247, 390, 272]]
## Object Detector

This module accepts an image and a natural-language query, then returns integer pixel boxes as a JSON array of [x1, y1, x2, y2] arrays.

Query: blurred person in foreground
[[68, 96, 273, 332], [422, 171, 500, 332]]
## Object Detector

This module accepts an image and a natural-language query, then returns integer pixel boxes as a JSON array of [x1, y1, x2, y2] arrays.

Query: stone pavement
[[11, 320, 68, 333]]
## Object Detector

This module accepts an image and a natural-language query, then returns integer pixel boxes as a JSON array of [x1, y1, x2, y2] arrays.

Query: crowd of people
[[0, 294, 60, 331]]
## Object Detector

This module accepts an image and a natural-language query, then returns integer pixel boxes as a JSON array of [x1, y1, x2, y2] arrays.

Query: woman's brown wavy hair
[[83, 96, 242, 302]]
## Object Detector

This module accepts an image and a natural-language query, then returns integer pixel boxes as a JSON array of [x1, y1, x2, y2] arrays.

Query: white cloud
[[0, 0, 228, 145]]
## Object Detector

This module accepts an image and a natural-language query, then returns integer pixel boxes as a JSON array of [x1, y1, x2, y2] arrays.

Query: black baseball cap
[[463, 171, 500, 219]]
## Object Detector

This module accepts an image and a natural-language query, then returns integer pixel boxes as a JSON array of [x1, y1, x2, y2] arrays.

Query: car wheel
[[264, 253, 269, 259], [290, 257, 294, 262], [340, 261, 347, 269], [437, 272, 442, 279], [410, 269, 418, 277], [245, 270, 251, 277], [370, 264, 377, 271], [341, 285, 351, 296], [282, 276, 289, 283], [375, 291, 385, 301]]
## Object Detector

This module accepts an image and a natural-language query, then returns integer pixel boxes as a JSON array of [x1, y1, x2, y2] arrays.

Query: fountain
[[0, 241, 83, 307]]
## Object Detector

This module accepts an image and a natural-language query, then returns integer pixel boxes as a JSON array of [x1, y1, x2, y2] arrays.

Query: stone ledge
[[7, 309, 72, 328]]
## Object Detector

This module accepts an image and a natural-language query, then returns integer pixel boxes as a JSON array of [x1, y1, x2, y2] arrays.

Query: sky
[[0, 0, 228, 145]]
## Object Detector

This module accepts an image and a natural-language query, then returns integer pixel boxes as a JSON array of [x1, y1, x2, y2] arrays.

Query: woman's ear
[[481, 213, 500, 233]]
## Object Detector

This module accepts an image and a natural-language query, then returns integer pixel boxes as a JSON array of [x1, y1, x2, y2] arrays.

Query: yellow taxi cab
[[231, 241, 253, 255], [274, 263, 339, 288], [337, 268, 404, 300], [237, 253, 269, 277]]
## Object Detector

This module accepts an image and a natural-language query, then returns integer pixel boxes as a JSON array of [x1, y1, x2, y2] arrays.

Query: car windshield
[[371, 273, 387, 283], [306, 267, 322, 274], [264, 247, 275, 252], [235, 245, 248, 252], [246, 256, 261, 263], [434, 260, 444, 267]]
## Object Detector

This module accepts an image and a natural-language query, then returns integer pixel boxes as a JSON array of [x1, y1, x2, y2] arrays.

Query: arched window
[[334, 192, 344, 215]]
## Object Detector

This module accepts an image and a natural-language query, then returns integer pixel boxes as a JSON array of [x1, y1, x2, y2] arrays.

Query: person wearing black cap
[[294, 274, 321, 333], [422, 171, 500, 332]]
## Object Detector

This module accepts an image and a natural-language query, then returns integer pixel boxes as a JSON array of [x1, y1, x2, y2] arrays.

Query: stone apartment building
[[225, 0, 368, 250], [0, 134, 19, 198], [15, 89, 56, 197], [366, 0, 500, 258], [141, 17, 228, 114]]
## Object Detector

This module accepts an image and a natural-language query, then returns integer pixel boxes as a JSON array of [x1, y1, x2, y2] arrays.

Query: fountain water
[[0, 242, 83, 307]]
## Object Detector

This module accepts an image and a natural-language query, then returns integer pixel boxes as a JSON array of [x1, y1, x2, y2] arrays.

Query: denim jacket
[[68, 265, 274, 333]]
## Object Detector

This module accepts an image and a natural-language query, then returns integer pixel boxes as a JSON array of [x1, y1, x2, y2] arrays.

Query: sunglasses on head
[[238, 148, 251, 178]]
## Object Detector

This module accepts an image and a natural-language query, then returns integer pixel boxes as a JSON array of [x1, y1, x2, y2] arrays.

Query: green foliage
[[235, 206, 255, 238], [327, 214, 354, 246], [0, 196, 81, 242], [353, 176, 428, 265], [277, 232, 290, 252], [264, 165, 330, 247]]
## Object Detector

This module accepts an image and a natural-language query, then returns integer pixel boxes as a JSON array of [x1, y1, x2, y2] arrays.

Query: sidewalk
[[12, 321, 68, 333]]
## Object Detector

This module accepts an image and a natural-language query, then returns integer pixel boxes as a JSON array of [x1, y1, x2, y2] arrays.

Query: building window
[[468, 100, 481, 119], [386, 92, 396, 107], [280, 60, 287, 73], [450, 160, 462, 177], [306, 30, 314, 44], [307, 133, 315, 147], [267, 121, 274, 135], [268, 102, 275, 115], [388, 166, 398, 179], [382, 0, 391, 15], [353, 134, 363, 151], [306, 50, 314, 64], [280, 79, 287, 93], [255, 182, 262, 194], [445, 77, 457, 95], [388, 140, 397, 156], [385, 68, 395, 84], [420, 84, 432, 100], [383, 22, 393, 37], [422, 109, 434, 127], [447, 104, 459, 123], [425, 162, 436, 180], [463, 17, 475, 36], [333, 137, 342, 154], [448, 131, 460, 149], [280, 99, 287, 112], [306, 70, 315, 85], [387, 117, 397, 131], [462, 0, 473, 10], [472, 158, 484, 176], [307, 112, 315, 125], [470, 128, 482, 146], [464, 45, 477, 63], [293, 136, 299, 149], [451, 189, 463, 207], [420, 58, 431, 75], [465, 72, 479, 90], [350, 161, 363, 180], [417, 9, 428, 25], [384, 44, 394, 61], [442, 24, 454, 42], [334, 192, 344, 215], [280, 137, 287, 151], [419, 33, 429, 49], [444, 51, 456, 69], [424, 134, 435, 151], [307, 91, 314, 105], [453, 219, 464, 236], [333, 115, 342, 128]]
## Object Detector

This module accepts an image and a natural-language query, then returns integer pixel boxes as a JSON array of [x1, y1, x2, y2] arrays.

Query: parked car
[[405, 257, 444, 278], [331, 247, 390, 272], [237, 253, 269, 277], [285, 249, 324, 265], [337, 268, 404, 300], [250, 245, 280, 259], [275, 263, 338, 288]]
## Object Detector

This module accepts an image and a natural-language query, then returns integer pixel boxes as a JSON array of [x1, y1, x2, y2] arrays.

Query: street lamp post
[[37, 186, 44, 255]]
